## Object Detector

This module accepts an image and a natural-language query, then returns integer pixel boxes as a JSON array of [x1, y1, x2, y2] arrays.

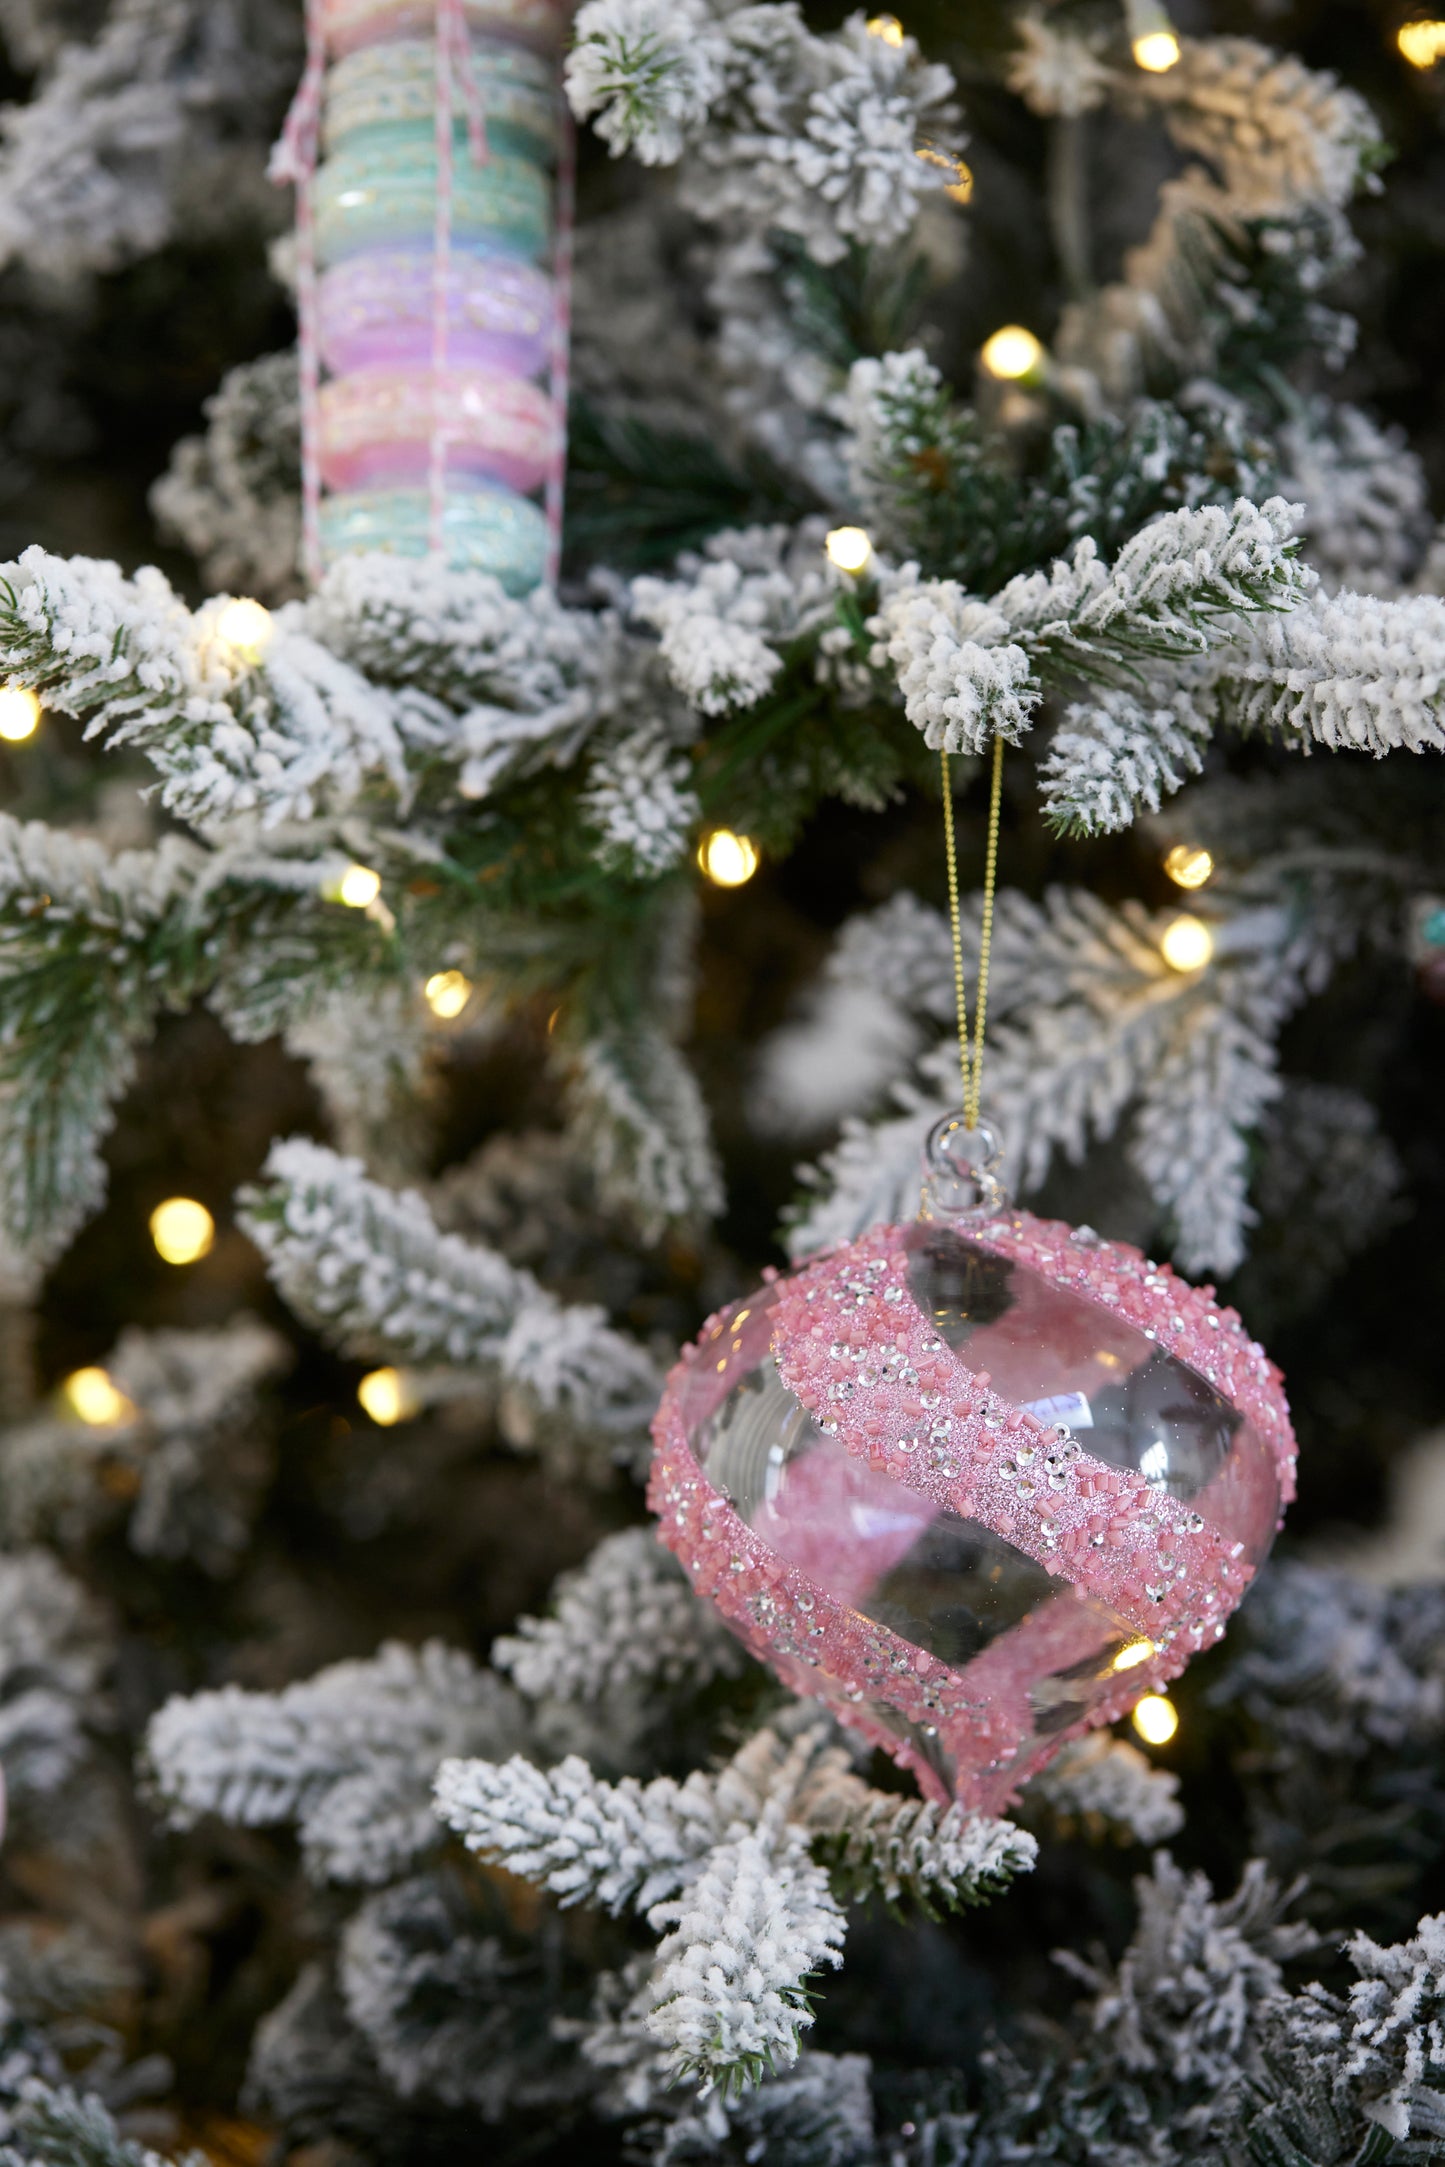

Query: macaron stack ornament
[[651, 744, 1296, 1814], [272, 0, 572, 592]]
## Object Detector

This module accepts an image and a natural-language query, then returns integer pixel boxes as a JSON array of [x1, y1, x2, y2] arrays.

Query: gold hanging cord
[[939, 732, 1005, 1132]]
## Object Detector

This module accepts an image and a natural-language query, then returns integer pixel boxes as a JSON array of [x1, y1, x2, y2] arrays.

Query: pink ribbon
[[544, 102, 576, 589], [271, 0, 327, 589]]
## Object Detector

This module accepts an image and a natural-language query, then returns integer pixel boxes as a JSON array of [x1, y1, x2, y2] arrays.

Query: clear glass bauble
[[652, 1203, 1294, 1812]]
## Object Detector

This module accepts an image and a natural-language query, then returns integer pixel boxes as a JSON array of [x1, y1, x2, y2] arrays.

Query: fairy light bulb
[[358, 1367, 420, 1426], [866, 12, 904, 42], [825, 526, 873, 573], [1160, 914, 1215, 972], [336, 864, 381, 909], [698, 829, 760, 888], [1132, 1693, 1180, 1745], [1112, 1639, 1156, 1673], [62, 1367, 135, 1427], [1398, 18, 1445, 65], [214, 598, 274, 657], [1126, 0, 1181, 69], [149, 1197, 215, 1265], [980, 326, 1044, 381], [1163, 844, 1214, 891], [424, 969, 472, 1019], [1133, 28, 1180, 68], [0, 687, 40, 742]]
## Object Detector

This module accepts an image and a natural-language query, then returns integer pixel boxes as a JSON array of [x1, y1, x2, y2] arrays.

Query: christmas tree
[[0, 0, 1443, 2161]]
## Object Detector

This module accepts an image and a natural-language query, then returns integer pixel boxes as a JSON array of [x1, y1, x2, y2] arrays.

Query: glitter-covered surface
[[649, 1210, 1296, 1811], [317, 252, 553, 379], [323, 0, 566, 59], [318, 364, 556, 491]]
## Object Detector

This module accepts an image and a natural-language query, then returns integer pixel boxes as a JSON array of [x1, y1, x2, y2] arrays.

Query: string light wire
[[940, 732, 1006, 1131]]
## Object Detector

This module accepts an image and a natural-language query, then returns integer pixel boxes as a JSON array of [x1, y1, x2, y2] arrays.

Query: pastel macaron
[[314, 130, 549, 265], [318, 365, 557, 493], [317, 249, 553, 378], [323, 37, 559, 165], [319, 483, 550, 591], [322, 0, 566, 59]]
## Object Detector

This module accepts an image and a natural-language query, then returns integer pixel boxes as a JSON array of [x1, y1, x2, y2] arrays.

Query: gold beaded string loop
[[939, 732, 1006, 1133]]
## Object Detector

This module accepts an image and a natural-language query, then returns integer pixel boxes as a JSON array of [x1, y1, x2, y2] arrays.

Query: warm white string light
[[1132, 1693, 1180, 1745], [149, 1197, 216, 1265], [825, 526, 873, 573], [332, 864, 382, 909], [214, 598, 275, 656], [358, 1367, 420, 1425], [1160, 914, 1214, 972], [62, 1367, 136, 1426], [698, 830, 760, 887], [980, 326, 1044, 381], [1164, 844, 1215, 891], [1399, 18, 1445, 66], [425, 969, 472, 1018], [0, 687, 40, 742]]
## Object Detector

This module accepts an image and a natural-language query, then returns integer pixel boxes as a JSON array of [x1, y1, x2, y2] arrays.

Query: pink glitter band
[[649, 1209, 1297, 1812]]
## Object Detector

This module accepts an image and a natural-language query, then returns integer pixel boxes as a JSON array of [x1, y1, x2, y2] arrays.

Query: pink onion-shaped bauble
[[651, 1207, 1294, 1813]]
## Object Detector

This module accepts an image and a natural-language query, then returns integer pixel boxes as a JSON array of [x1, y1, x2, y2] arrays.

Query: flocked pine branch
[[1024, 1733, 1185, 1848], [1145, 36, 1382, 221], [581, 723, 699, 878], [0, 1551, 108, 1808], [868, 497, 1309, 763], [567, 1024, 725, 1235], [0, 1316, 288, 1574], [867, 583, 1037, 756], [146, 1640, 526, 1887], [1278, 401, 1432, 597], [239, 1137, 663, 1443], [0, 548, 411, 829], [0, 0, 298, 283], [0, 549, 653, 832], [628, 524, 858, 719], [1052, 36, 1383, 404], [0, 816, 204, 1251], [299, 552, 632, 801], [333, 1872, 581, 2120], [1038, 687, 1212, 836], [435, 1722, 1032, 2094], [566, 2, 960, 266], [992, 496, 1310, 683], [0, 2080, 195, 2167], [1220, 585, 1445, 755], [785, 868, 1376, 1274], [435, 1752, 724, 1916], [150, 350, 302, 604], [802, 1763, 1039, 1916], [491, 1528, 744, 1708], [646, 1827, 844, 2096]]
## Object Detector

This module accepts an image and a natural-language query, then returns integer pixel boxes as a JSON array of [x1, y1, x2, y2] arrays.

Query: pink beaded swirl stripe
[[648, 1211, 1297, 1812], [770, 1217, 1295, 1629]]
